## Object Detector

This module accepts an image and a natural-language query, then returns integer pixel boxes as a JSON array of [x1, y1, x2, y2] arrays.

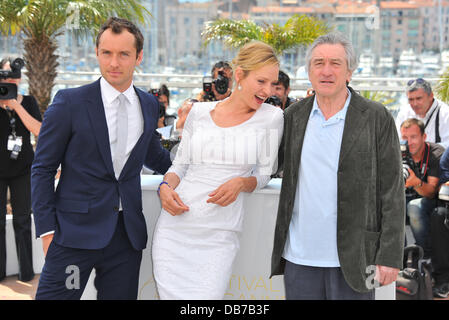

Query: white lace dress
[[151, 101, 284, 299]]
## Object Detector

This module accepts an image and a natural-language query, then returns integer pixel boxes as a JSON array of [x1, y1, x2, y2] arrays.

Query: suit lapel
[[290, 97, 314, 181], [85, 79, 116, 177], [338, 89, 369, 167]]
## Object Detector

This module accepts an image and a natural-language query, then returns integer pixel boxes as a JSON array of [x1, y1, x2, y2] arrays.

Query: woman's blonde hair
[[231, 41, 279, 79]]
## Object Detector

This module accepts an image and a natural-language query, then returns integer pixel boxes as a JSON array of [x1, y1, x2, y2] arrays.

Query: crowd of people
[[1, 15, 449, 301], [395, 77, 449, 298]]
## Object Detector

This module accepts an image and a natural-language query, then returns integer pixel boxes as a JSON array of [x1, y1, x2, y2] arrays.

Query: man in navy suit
[[31, 17, 171, 300]]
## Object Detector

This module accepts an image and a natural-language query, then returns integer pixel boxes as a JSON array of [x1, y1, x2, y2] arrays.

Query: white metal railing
[[17, 72, 444, 116], [23, 71, 445, 91]]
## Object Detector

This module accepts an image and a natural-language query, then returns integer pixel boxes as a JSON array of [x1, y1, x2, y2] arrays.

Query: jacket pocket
[[55, 198, 89, 213]]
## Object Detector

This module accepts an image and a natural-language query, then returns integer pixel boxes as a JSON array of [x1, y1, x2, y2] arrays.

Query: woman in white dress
[[152, 41, 284, 300]]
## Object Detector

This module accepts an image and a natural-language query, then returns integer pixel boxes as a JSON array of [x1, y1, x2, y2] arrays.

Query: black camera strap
[[5, 108, 17, 138], [423, 101, 441, 143], [416, 142, 430, 179]]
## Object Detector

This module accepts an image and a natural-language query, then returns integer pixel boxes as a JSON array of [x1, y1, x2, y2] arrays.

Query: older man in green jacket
[[271, 32, 405, 299]]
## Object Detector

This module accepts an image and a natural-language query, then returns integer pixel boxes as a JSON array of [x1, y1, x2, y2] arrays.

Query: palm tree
[[201, 14, 329, 56], [0, 0, 150, 113], [435, 69, 449, 104]]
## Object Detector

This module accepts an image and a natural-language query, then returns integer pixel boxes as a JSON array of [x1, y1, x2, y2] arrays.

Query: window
[[408, 19, 419, 29]]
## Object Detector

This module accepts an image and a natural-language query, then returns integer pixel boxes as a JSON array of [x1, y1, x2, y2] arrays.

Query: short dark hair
[[276, 70, 290, 89], [400, 118, 425, 135], [96, 17, 144, 56], [159, 84, 170, 104], [211, 61, 232, 76]]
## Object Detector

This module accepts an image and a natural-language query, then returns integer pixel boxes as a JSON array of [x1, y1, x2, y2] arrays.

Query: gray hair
[[406, 78, 433, 96], [305, 32, 358, 73]]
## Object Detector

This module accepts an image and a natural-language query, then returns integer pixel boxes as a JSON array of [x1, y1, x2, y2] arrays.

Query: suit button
[[113, 206, 119, 212]]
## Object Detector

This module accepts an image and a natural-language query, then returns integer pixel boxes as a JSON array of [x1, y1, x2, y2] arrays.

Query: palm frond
[[202, 14, 329, 55], [360, 90, 395, 106], [435, 68, 449, 104], [202, 18, 263, 49]]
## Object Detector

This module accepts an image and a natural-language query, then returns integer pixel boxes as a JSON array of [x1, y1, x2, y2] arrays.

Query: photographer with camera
[[158, 98, 198, 160], [0, 57, 42, 282], [198, 61, 233, 102], [150, 84, 174, 129], [400, 118, 444, 261], [429, 146, 449, 297], [266, 70, 296, 110]]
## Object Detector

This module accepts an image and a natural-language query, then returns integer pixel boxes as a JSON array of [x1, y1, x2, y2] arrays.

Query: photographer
[[0, 57, 41, 282], [270, 70, 296, 110], [198, 61, 233, 102], [150, 84, 174, 128], [400, 118, 444, 259], [430, 147, 449, 298], [159, 98, 198, 160]]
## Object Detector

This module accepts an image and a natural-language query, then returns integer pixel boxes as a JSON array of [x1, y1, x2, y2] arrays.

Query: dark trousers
[[36, 213, 142, 300], [431, 206, 449, 285], [284, 260, 374, 300], [0, 173, 34, 281]]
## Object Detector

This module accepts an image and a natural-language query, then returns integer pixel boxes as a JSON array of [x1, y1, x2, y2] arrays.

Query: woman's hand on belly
[[206, 177, 246, 207]]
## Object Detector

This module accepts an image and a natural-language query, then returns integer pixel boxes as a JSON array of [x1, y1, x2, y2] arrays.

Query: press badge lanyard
[[423, 103, 438, 130], [6, 108, 17, 137], [423, 100, 441, 142], [5, 108, 22, 151]]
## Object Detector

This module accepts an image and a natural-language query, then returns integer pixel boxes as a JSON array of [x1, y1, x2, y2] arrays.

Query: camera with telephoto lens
[[400, 140, 419, 197], [212, 70, 229, 95], [0, 58, 24, 100], [401, 140, 417, 179], [202, 76, 215, 101], [265, 95, 283, 108]]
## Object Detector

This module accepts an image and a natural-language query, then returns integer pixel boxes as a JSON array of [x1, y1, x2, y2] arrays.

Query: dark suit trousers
[[284, 260, 374, 300], [35, 213, 142, 300], [0, 173, 34, 281]]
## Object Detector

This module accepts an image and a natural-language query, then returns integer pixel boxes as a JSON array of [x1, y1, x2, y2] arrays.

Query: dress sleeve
[[252, 108, 284, 190], [165, 104, 197, 181]]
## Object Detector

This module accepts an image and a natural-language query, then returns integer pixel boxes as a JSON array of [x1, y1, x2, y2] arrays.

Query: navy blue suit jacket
[[31, 79, 171, 251]]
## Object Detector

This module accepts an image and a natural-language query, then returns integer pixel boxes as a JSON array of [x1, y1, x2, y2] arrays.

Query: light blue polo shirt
[[282, 90, 351, 267]]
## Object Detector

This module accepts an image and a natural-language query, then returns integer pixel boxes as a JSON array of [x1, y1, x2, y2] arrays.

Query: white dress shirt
[[100, 77, 144, 177]]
